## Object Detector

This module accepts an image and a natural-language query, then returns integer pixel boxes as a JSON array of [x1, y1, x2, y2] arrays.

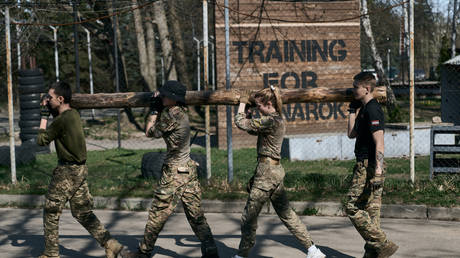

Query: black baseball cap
[[159, 80, 186, 104]]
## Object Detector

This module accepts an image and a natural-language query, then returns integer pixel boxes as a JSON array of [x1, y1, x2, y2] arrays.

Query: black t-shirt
[[354, 98, 385, 160]]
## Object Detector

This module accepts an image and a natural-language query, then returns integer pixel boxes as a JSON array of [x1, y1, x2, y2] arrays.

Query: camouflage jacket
[[235, 111, 285, 160], [147, 106, 190, 165]]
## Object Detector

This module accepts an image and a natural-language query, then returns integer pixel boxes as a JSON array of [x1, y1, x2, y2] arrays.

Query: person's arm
[[347, 100, 361, 139], [146, 108, 180, 138], [37, 96, 58, 146], [347, 113, 357, 138], [368, 102, 386, 187], [372, 130, 384, 176], [145, 113, 158, 137]]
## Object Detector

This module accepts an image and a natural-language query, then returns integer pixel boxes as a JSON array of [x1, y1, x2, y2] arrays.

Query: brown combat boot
[[376, 240, 399, 258], [105, 238, 123, 258]]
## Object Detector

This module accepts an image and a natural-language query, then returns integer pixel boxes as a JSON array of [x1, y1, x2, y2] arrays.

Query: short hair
[[353, 72, 376, 92], [50, 81, 72, 103]]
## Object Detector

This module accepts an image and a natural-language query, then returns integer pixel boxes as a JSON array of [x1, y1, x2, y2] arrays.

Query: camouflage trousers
[[345, 159, 387, 253], [43, 164, 111, 256], [237, 161, 313, 257], [139, 159, 217, 256]]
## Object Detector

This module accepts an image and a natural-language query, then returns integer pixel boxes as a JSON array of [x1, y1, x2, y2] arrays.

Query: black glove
[[150, 95, 163, 115], [40, 94, 51, 118], [40, 105, 50, 119], [348, 100, 362, 113]]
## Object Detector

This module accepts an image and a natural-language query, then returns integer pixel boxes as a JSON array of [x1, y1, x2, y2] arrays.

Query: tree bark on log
[[71, 86, 386, 109]]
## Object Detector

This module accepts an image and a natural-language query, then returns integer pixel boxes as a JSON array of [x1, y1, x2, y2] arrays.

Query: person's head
[[159, 80, 186, 107], [352, 72, 376, 101], [253, 85, 283, 116], [48, 81, 72, 109]]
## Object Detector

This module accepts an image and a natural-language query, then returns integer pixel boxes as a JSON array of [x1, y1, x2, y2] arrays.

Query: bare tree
[[167, 0, 192, 89], [360, 0, 397, 108], [131, 0, 156, 91], [144, 7, 157, 91], [154, 0, 177, 81]]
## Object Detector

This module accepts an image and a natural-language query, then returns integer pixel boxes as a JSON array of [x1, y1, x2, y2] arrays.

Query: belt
[[258, 156, 280, 165], [58, 160, 86, 166]]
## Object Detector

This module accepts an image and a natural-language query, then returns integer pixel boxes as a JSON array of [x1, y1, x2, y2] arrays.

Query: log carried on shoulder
[[70, 86, 386, 109]]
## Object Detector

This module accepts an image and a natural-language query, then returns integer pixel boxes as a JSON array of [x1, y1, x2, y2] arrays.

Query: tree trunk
[[132, 0, 156, 91], [154, 0, 177, 81], [71, 86, 387, 109], [167, 0, 192, 89], [144, 8, 157, 91], [360, 0, 397, 108]]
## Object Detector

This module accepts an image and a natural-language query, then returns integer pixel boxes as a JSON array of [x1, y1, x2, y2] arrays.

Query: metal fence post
[[193, 37, 201, 91], [84, 28, 95, 119], [113, 0, 121, 149], [73, 0, 80, 93], [224, 0, 233, 183], [203, 0, 212, 180], [409, 0, 415, 184], [49, 26, 59, 82], [5, 7, 17, 184]]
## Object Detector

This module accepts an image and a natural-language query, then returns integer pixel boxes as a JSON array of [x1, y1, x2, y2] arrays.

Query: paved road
[[0, 208, 458, 258]]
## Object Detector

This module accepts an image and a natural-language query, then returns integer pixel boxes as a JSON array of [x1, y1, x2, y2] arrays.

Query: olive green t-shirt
[[37, 109, 87, 163]]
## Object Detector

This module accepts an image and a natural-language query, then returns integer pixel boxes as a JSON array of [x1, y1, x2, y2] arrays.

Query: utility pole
[[5, 7, 17, 184], [224, 0, 233, 183], [203, 0, 211, 180], [409, 0, 415, 184]]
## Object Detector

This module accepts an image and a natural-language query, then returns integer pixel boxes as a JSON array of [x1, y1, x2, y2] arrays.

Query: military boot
[[105, 238, 123, 258], [201, 239, 219, 258], [363, 243, 377, 258], [120, 249, 150, 258], [376, 240, 399, 258], [38, 255, 60, 258]]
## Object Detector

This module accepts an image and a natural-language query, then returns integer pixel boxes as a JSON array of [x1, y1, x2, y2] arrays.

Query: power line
[[9, 0, 157, 26]]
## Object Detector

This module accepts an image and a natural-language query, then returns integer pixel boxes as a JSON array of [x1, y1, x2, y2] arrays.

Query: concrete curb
[[0, 194, 458, 221]]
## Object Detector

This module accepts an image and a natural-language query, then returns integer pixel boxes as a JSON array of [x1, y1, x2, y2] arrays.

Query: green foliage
[[0, 149, 458, 207]]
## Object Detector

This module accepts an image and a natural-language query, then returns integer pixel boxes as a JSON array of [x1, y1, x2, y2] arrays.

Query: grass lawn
[[0, 148, 458, 207]]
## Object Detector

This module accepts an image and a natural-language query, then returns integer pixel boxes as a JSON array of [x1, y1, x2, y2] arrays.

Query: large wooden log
[[70, 86, 386, 109]]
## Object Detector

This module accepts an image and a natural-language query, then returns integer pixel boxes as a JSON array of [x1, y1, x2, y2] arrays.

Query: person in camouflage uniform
[[37, 82, 123, 258], [346, 72, 398, 258], [231, 86, 325, 258], [122, 81, 219, 258]]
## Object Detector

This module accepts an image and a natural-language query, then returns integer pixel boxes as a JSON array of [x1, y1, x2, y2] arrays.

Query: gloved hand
[[239, 94, 249, 104], [348, 100, 362, 113], [40, 105, 50, 119], [150, 91, 163, 115], [40, 94, 51, 118], [370, 174, 385, 188]]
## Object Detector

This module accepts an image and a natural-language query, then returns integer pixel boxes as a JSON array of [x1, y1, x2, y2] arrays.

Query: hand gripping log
[[70, 86, 386, 109]]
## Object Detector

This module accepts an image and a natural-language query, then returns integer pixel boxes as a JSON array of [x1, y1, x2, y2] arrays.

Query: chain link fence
[[0, 0, 459, 186]]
